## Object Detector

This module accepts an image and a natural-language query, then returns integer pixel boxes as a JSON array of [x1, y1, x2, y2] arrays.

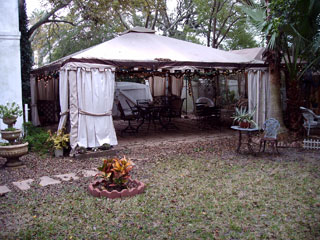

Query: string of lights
[[35, 71, 59, 88]]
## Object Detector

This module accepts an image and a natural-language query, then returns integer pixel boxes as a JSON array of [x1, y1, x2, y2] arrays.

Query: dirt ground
[[0, 117, 319, 187]]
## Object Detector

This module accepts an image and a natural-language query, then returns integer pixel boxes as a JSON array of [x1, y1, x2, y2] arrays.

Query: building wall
[[0, 0, 23, 130]]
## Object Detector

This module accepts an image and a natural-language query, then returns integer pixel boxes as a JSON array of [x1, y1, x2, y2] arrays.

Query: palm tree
[[242, 0, 320, 132], [242, 0, 286, 132]]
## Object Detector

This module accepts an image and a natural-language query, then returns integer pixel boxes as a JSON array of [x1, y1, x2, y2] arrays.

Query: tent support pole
[[185, 76, 187, 114], [165, 72, 169, 96]]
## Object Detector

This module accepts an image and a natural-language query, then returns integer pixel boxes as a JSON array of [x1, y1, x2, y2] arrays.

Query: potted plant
[[0, 102, 23, 128], [47, 129, 70, 157], [232, 106, 256, 128], [88, 156, 145, 199], [0, 102, 28, 168]]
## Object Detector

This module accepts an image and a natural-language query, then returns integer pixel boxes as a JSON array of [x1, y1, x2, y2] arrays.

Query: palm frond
[[241, 4, 266, 33]]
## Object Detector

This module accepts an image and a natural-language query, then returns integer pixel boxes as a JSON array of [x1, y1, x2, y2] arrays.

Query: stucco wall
[[0, 0, 23, 130]]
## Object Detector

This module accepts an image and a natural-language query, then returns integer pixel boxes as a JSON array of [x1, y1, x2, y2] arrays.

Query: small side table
[[231, 126, 259, 154]]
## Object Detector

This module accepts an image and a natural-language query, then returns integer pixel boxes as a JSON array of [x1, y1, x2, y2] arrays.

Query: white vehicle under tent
[[113, 81, 153, 117], [30, 27, 270, 154]]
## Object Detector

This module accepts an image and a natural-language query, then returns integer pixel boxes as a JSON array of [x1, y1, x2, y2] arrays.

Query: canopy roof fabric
[[231, 47, 266, 62], [32, 27, 266, 73]]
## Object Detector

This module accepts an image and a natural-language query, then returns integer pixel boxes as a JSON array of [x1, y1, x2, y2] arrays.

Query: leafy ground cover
[[1, 138, 319, 239]]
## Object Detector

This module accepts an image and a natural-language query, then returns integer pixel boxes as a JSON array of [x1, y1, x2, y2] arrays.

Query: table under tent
[[30, 27, 270, 154]]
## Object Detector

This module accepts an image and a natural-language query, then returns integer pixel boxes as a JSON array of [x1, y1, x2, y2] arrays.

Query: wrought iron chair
[[300, 107, 320, 136], [259, 118, 280, 154], [195, 103, 210, 129], [160, 97, 185, 130], [136, 99, 151, 106], [117, 101, 142, 135], [209, 106, 221, 130], [126, 100, 140, 118]]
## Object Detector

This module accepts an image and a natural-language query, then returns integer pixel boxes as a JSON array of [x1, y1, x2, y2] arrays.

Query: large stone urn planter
[[0, 103, 27, 168], [2, 116, 17, 128], [0, 142, 29, 167], [88, 179, 145, 199], [1, 129, 22, 143]]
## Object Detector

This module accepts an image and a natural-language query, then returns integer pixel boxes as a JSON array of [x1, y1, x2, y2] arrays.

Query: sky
[[26, 0, 42, 17]]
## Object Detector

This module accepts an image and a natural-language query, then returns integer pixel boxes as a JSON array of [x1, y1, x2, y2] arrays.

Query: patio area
[[113, 115, 233, 148]]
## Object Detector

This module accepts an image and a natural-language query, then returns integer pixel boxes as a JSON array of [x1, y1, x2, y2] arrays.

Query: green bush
[[23, 122, 52, 155]]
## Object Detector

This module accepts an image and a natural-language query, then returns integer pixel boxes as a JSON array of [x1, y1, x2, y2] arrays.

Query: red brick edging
[[88, 179, 145, 199]]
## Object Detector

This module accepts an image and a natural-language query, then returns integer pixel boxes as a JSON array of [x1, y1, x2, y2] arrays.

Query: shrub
[[97, 156, 134, 187], [23, 122, 52, 155], [47, 129, 70, 150]]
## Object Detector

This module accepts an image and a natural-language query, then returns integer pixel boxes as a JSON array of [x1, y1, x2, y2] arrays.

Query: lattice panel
[[37, 100, 59, 125]]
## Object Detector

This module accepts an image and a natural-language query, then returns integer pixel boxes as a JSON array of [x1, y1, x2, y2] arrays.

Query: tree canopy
[[27, 0, 260, 66]]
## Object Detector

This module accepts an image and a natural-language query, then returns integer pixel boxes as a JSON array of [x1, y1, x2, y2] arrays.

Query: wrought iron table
[[231, 126, 259, 155]]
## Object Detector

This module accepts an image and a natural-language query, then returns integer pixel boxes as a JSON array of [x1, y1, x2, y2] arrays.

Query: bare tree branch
[[214, 1, 237, 47], [207, 1, 216, 46], [164, 2, 194, 35], [151, 9, 159, 30], [212, 0, 219, 48], [27, 0, 72, 38], [145, 13, 151, 28], [116, 10, 130, 30], [217, 16, 244, 47], [46, 19, 75, 26]]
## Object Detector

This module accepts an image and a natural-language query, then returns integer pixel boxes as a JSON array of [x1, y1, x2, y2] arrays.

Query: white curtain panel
[[171, 76, 183, 97], [69, 70, 78, 150], [76, 68, 117, 148], [248, 69, 270, 128], [151, 76, 166, 96], [58, 70, 69, 130], [30, 75, 40, 126]]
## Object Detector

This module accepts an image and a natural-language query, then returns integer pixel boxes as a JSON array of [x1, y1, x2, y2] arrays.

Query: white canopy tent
[[31, 27, 268, 151], [33, 27, 262, 71]]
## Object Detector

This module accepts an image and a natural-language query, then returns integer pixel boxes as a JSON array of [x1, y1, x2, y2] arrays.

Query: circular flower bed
[[88, 178, 145, 199]]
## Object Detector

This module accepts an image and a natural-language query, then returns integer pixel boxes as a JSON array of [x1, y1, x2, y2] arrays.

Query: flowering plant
[[47, 129, 70, 150], [97, 156, 134, 186]]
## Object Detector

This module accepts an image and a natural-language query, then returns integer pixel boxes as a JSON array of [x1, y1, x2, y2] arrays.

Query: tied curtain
[[59, 64, 118, 150], [77, 68, 117, 148], [58, 70, 69, 130], [247, 69, 270, 129]]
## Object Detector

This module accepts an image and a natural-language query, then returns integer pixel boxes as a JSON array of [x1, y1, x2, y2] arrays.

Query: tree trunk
[[286, 80, 303, 132], [268, 61, 287, 133], [265, 0, 288, 134]]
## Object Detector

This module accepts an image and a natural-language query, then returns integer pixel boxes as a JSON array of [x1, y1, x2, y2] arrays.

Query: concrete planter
[[1, 129, 21, 143], [88, 179, 145, 199], [0, 142, 28, 167], [3, 116, 17, 128], [54, 148, 64, 157]]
